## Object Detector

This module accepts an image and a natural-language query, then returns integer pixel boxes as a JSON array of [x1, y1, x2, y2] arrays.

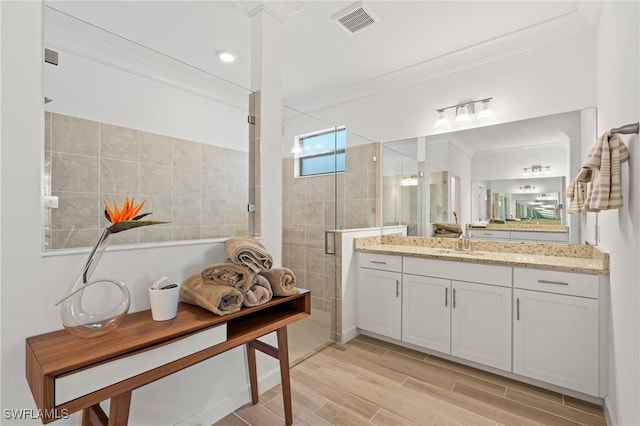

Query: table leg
[[108, 390, 132, 426], [245, 327, 293, 426], [246, 342, 259, 404], [82, 404, 107, 426], [276, 327, 292, 426]]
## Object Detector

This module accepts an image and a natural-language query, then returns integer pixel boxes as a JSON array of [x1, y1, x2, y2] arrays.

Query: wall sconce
[[523, 165, 551, 176], [434, 97, 493, 128]]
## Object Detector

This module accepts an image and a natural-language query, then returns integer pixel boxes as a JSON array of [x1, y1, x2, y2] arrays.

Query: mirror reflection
[[43, 6, 251, 250], [381, 109, 596, 243], [472, 177, 564, 223], [382, 140, 421, 235]]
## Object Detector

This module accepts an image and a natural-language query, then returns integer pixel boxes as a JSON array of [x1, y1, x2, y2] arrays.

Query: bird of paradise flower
[[59, 197, 168, 303]]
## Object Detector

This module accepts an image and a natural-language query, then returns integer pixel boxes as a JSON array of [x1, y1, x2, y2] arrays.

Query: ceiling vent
[[332, 2, 379, 34]]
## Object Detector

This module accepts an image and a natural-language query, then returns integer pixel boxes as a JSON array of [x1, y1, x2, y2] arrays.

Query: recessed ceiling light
[[217, 50, 236, 63]]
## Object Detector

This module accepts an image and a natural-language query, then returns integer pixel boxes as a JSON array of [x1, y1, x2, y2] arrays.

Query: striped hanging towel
[[583, 133, 630, 211]]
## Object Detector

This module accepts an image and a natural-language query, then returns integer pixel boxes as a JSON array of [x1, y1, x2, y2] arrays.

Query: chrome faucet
[[456, 232, 471, 251]]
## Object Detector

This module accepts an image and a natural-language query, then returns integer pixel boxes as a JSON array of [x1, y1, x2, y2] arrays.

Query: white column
[[249, 6, 284, 266]]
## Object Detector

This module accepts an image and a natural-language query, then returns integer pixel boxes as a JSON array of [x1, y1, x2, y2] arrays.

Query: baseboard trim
[[174, 367, 281, 426], [341, 326, 359, 343], [604, 396, 616, 426]]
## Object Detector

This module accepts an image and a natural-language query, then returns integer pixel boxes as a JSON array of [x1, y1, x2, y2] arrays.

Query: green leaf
[[107, 220, 168, 234]]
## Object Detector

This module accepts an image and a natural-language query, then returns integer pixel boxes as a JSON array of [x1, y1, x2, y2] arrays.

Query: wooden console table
[[26, 289, 310, 425]]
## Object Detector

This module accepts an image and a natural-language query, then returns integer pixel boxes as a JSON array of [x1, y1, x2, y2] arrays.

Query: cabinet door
[[513, 289, 598, 395], [402, 274, 451, 354], [451, 281, 512, 371], [357, 268, 402, 340]]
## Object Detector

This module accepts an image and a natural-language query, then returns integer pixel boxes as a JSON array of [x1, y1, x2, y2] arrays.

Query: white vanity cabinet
[[357, 253, 402, 340], [510, 231, 569, 243], [513, 268, 601, 395], [402, 274, 451, 353], [450, 280, 512, 371], [466, 229, 569, 243], [355, 249, 608, 398], [402, 257, 512, 371], [466, 229, 510, 241]]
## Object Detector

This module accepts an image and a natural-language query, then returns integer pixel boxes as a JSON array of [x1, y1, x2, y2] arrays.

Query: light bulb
[[434, 110, 449, 128], [477, 99, 494, 120], [454, 104, 470, 123]]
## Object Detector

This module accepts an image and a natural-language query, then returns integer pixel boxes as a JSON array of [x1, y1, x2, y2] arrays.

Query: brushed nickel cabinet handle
[[445, 287, 448, 307], [538, 279, 569, 286], [452, 288, 456, 309], [370, 260, 386, 264], [516, 298, 520, 320], [395, 280, 400, 298]]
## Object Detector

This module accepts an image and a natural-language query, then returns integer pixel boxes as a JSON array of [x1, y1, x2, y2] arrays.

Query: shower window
[[295, 127, 346, 177]]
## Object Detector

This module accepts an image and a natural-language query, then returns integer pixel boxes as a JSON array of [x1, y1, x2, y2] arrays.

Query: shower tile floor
[[288, 309, 333, 365]]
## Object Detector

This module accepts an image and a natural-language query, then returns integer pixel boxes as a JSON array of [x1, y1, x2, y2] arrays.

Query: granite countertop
[[466, 223, 569, 233], [355, 235, 609, 275]]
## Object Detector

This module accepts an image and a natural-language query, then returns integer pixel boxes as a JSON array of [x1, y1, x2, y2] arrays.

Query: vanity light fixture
[[523, 165, 550, 176], [400, 176, 418, 186], [520, 185, 536, 192], [434, 109, 448, 128], [454, 104, 472, 124], [433, 97, 493, 128], [216, 50, 236, 63], [477, 99, 494, 120]]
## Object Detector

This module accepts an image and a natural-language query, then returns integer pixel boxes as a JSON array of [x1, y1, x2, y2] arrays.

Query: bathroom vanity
[[466, 223, 569, 243], [354, 235, 608, 400]]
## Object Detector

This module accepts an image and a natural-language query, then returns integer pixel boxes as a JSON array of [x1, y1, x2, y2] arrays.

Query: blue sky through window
[[299, 128, 346, 176]]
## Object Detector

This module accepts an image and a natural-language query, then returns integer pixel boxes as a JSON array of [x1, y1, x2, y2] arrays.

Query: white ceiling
[[46, 0, 600, 114]]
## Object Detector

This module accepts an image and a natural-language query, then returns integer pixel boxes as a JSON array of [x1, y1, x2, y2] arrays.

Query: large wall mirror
[[43, 5, 251, 251], [382, 140, 421, 235], [381, 108, 596, 243]]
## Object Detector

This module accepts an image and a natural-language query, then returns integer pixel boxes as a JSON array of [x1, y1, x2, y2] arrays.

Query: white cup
[[148, 285, 180, 321]]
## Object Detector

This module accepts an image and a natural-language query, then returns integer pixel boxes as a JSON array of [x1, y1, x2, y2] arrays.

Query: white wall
[[1, 3, 277, 425], [595, 2, 640, 425], [472, 143, 568, 182], [304, 32, 596, 145]]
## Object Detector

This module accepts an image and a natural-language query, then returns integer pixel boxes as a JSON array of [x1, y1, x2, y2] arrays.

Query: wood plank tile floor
[[214, 335, 606, 426]]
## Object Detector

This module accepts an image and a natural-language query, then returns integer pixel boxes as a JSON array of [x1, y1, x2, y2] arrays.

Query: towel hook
[[610, 122, 639, 135]]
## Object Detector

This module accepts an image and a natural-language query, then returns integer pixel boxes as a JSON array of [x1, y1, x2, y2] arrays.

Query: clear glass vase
[[57, 229, 131, 338]]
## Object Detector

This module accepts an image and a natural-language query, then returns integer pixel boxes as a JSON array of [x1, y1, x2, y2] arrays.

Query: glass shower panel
[[282, 106, 338, 363]]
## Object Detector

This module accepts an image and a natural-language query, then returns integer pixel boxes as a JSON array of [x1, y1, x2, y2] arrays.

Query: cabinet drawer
[[467, 230, 510, 240], [403, 257, 511, 287], [359, 252, 401, 272], [513, 268, 599, 298], [510, 231, 569, 242], [55, 323, 227, 405]]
